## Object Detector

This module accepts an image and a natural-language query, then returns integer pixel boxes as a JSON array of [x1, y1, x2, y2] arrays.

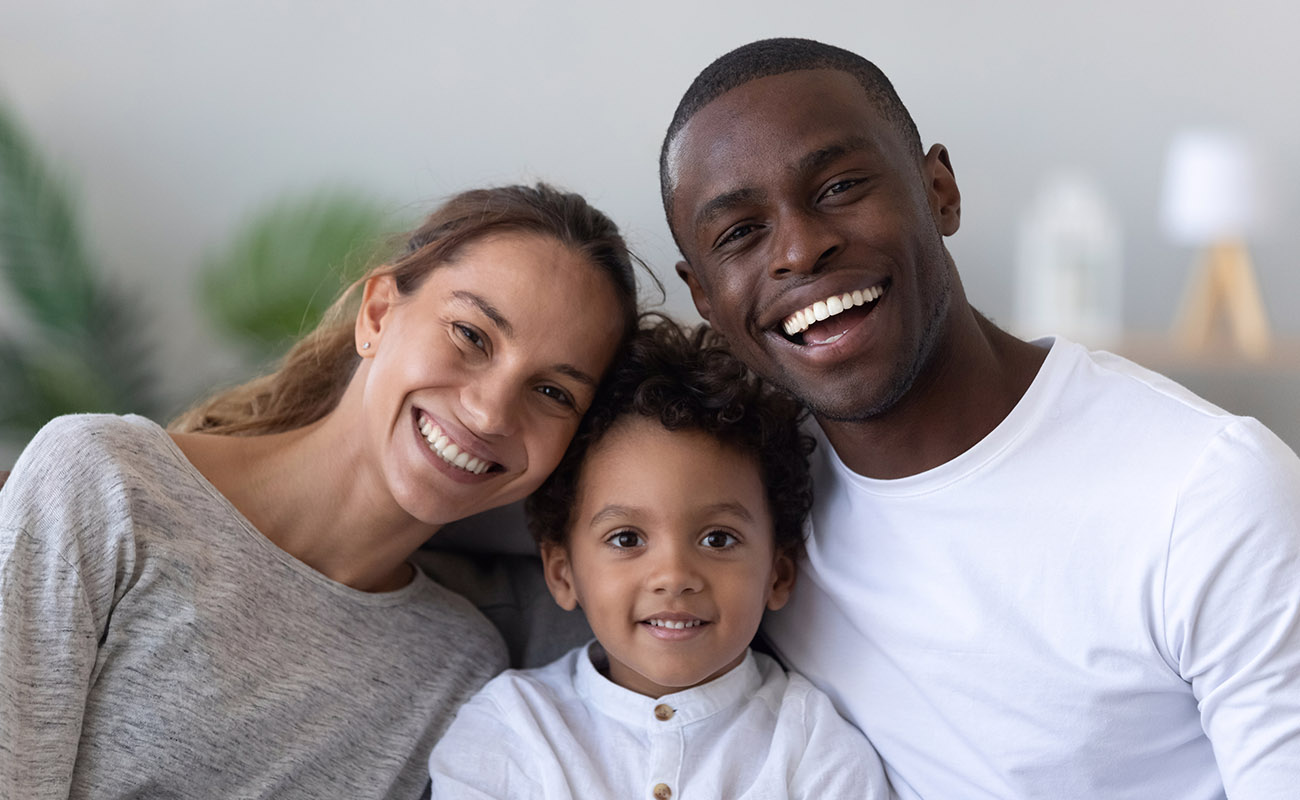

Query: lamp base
[[1172, 238, 1270, 360]]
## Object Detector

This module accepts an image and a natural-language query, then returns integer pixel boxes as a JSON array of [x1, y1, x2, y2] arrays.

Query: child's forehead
[[571, 415, 775, 526], [591, 415, 755, 468]]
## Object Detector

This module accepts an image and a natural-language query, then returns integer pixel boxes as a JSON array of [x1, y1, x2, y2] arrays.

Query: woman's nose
[[461, 374, 519, 439]]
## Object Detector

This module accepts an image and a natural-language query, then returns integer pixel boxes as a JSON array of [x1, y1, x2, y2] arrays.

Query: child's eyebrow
[[586, 501, 758, 527], [699, 501, 757, 522]]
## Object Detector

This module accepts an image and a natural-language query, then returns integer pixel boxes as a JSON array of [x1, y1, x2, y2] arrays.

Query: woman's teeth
[[647, 618, 703, 629], [783, 284, 884, 337], [418, 415, 491, 475]]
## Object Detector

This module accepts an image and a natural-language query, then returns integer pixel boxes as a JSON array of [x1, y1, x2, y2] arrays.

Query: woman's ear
[[540, 542, 579, 611], [355, 274, 399, 356], [765, 553, 797, 611]]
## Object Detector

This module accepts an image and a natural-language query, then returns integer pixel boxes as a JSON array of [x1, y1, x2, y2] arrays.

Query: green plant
[[0, 103, 162, 440], [199, 191, 396, 362]]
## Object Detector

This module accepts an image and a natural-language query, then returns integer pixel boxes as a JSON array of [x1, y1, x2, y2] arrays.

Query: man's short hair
[[660, 37, 922, 237], [526, 315, 814, 562]]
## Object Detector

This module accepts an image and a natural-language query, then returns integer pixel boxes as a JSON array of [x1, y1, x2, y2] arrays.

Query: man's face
[[668, 69, 961, 422]]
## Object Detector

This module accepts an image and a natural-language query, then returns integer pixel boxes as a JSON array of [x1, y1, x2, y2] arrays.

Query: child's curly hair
[[526, 314, 814, 560]]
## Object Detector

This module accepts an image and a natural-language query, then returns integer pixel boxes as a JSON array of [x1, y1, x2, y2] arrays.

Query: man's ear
[[923, 144, 962, 237], [540, 542, 579, 611], [354, 274, 400, 356], [675, 260, 713, 324], [765, 554, 798, 611]]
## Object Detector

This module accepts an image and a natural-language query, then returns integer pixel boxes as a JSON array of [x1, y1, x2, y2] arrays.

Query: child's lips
[[641, 614, 711, 641]]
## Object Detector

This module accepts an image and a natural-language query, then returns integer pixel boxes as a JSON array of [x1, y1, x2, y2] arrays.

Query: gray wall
[[2, 0, 1298, 460]]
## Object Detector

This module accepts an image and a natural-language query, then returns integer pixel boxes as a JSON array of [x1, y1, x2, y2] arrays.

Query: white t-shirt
[[428, 642, 892, 799], [764, 337, 1300, 799]]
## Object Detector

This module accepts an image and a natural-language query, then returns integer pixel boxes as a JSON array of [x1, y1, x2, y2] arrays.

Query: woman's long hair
[[171, 183, 641, 435]]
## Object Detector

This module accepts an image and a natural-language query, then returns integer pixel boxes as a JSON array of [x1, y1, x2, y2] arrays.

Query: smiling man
[[661, 37, 1300, 799]]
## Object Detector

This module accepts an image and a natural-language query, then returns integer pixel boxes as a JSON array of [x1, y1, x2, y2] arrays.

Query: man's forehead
[[668, 71, 890, 211]]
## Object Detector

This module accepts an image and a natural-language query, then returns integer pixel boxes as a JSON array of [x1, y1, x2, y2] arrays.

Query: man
[[661, 37, 1300, 799]]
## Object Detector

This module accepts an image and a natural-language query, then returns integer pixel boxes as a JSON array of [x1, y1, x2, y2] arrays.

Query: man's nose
[[769, 208, 843, 278]]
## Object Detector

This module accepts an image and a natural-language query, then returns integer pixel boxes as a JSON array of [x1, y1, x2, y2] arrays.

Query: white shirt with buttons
[[428, 641, 892, 799]]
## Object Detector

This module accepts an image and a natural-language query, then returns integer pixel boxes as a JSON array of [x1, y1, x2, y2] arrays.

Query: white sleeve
[[788, 674, 894, 799], [1163, 419, 1300, 797], [427, 689, 543, 800]]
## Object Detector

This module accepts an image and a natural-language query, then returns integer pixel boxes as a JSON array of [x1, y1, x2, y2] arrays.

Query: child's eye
[[700, 530, 738, 549], [606, 530, 645, 549]]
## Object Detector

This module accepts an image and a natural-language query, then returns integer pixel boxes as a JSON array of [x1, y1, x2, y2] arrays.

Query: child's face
[[541, 416, 795, 697]]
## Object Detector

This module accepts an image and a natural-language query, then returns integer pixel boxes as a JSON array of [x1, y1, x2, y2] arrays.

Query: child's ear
[[540, 542, 579, 611], [765, 553, 797, 612]]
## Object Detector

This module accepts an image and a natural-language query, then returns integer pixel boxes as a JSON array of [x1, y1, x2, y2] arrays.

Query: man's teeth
[[418, 415, 491, 475], [782, 285, 884, 337], [647, 618, 703, 630]]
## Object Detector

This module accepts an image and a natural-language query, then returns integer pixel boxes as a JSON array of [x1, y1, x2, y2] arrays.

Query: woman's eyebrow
[[451, 290, 595, 388], [451, 290, 514, 337]]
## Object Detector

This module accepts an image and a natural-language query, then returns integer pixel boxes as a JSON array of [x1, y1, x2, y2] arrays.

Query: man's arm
[[0, 470, 9, 490], [1164, 419, 1300, 797]]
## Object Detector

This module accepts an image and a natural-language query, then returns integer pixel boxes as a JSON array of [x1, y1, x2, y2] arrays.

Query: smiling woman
[[0, 184, 640, 799]]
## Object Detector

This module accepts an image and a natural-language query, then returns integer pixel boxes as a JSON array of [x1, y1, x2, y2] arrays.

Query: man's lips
[[780, 281, 886, 338]]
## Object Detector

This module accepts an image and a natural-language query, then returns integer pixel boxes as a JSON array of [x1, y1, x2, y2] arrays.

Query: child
[[428, 318, 891, 799]]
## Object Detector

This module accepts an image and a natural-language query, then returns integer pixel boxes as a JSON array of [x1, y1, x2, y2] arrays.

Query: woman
[[0, 184, 640, 799]]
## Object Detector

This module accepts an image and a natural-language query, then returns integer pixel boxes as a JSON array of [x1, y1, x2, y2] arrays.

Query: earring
[[361, 342, 371, 350]]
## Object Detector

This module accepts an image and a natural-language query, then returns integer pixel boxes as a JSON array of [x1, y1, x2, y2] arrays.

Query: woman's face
[[355, 231, 625, 526]]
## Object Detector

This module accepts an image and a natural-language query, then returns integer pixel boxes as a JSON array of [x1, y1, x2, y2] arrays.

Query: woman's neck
[[172, 412, 437, 593]]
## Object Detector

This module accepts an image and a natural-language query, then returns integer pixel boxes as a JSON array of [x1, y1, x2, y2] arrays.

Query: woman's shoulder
[[1, 414, 177, 530], [23, 413, 167, 465]]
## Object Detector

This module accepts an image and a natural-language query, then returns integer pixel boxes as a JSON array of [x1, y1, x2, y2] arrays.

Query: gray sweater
[[0, 414, 507, 799]]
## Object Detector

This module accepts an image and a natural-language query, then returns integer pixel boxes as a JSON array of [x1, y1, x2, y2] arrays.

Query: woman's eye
[[537, 384, 576, 409], [607, 530, 644, 549], [455, 323, 487, 351], [701, 530, 738, 549]]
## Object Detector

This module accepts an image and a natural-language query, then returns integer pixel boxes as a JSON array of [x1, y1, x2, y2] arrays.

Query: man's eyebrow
[[692, 136, 877, 232], [796, 135, 875, 174], [451, 290, 514, 337], [694, 187, 765, 230]]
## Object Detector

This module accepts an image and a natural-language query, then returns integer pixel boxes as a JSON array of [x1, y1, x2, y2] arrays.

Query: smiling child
[[428, 317, 890, 798]]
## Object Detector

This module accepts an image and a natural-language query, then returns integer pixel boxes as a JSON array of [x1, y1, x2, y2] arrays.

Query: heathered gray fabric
[[0, 414, 507, 800]]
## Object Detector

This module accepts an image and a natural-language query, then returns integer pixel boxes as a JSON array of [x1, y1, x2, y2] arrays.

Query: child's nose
[[649, 544, 704, 595]]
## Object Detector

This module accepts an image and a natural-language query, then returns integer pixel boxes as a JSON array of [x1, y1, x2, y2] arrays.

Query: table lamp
[[1160, 130, 1270, 360]]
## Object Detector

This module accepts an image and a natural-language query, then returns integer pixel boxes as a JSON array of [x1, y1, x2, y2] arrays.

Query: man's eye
[[717, 223, 757, 248], [701, 530, 738, 549], [455, 323, 487, 351], [607, 530, 644, 549], [822, 179, 858, 198]]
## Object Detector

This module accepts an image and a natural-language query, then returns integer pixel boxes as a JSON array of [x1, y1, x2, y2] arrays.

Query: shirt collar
[[573, 641, 762, 729]]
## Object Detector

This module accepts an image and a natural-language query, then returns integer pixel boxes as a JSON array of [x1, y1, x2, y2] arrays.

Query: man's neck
[[819, 310, 1048, 480]]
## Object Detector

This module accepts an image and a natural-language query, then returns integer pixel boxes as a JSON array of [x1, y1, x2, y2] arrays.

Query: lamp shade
[[1160, 130, 1256, 246]]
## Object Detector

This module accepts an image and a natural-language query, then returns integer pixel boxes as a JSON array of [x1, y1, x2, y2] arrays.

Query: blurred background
[[1, 0, 1298, 464]]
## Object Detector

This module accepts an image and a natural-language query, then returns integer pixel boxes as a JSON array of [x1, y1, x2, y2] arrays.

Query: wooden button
[[653, 703, 674, 721], [652, 783, 672, 800]]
